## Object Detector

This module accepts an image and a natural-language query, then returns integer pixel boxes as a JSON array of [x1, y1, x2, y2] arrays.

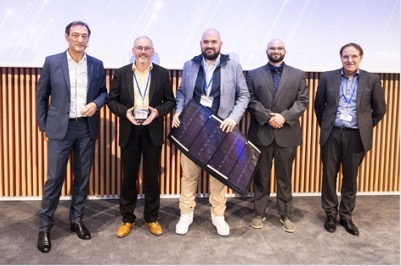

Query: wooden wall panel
[[0, 67, 399, 197]]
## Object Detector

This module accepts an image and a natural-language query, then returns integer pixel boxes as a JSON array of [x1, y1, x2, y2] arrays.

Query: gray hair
[[133, 36, 154, 48]]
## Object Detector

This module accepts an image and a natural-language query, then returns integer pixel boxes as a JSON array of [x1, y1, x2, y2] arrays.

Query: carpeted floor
[[0, 194, 399, 265]]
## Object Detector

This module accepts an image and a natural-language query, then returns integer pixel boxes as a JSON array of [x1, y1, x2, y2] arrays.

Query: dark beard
[[267, 54, 285, 63], [202, 49, 219, 60]]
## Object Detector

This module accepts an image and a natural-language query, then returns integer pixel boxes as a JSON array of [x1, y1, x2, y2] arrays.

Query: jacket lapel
[[60, 52, 70, 93], [356, 70, 365, 109], [261, 64, 274, 95], [148, 66, 157, 104], [87, 55, 93, 96], [126, 67, 135, 106], [333, 69, 342, 108], [273, 66, 290, 102]]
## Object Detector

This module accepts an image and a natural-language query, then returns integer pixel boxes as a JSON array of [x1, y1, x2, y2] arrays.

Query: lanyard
[[341, 76, 357, 104], [203, 76, 213, 96], [133, 72, 151, 104], [201, 60, 216, 96]]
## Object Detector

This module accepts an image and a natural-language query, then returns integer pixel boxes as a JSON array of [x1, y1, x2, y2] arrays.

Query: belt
[[69, 117, 87, 122], [333, 126, 358, 131]]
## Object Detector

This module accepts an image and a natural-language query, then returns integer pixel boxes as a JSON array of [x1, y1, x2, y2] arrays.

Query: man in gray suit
[[246, 38, 309, 233], [315, 43, 386, 236], [172, 29, 250, 236], [36, 21, 107, 253]]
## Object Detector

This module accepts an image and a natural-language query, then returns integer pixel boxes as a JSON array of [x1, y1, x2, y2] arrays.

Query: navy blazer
[[314, 69, 387, 151], [36, 51, 108, 140]]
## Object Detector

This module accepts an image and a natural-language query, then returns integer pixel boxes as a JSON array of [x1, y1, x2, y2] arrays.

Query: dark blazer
[[246, 64, 309, 147], [107, 63, 176, 148], [314, 69, 387, 151], [36, 51, 108, 140]]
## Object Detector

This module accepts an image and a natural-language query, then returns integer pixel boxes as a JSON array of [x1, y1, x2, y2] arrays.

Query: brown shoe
[[146, 221, 163, 236], [116, 222, 134, 238]]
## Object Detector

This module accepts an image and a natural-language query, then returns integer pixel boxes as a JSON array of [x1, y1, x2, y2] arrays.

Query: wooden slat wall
[[0, 68, 399, 197]]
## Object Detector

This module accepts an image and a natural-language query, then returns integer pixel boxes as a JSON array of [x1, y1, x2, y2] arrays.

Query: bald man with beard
[[246, 38, 309, 233], [172, 29, 250, 236]]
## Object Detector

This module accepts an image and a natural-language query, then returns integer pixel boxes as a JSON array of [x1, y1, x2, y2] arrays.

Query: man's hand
[[268, 112, 285, 129], [220, 117, 237, 133], [172, 113, 180, 128], [80, 102, 98, 117], [126, 107, 141, 125], [142, 106, 158, 126]]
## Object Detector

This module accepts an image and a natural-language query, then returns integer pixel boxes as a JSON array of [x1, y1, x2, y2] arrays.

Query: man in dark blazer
[[315, 43, 386, 236], [107, 36, 175, 238], [247, 38, 309, 233], [36, 21, 107, 253]]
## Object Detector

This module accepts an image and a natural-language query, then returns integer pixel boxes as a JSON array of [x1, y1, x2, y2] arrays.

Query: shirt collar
[[66, 50, 87, 63], [268, 62, 284, 71], [341, 68, 360, 78], [132, 62, 153, 72]]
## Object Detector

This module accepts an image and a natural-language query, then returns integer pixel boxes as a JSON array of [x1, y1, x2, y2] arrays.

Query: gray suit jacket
[[314, 69, 387, 151], [175, 54, 249, 124], [246, 64, 309, 147], [36, 51, 108, 140]]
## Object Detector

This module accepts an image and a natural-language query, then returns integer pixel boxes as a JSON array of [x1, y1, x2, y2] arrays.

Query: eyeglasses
[[134, 46, 153, 52], [268, 47, 285, 51]]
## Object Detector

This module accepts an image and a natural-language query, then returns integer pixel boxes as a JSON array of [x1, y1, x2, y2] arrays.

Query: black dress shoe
[[37, 231, 51, 253], [324, 216, 336, 233], [340, 219, 359, 236], [71, 221, 91, 240]]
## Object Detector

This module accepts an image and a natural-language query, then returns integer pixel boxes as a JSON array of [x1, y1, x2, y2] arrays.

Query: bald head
[[201, 28, 221, 42], [200, 28, 223, 62], [267, 38, 285, 50]]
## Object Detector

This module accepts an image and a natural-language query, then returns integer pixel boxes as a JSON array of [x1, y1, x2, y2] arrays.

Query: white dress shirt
[[67, 51, 88, 118]]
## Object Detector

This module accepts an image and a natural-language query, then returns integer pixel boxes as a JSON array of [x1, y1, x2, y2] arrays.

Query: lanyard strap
[[203, 76, 213, 95], [202, 61, 216, 96], [133, 72, 151, 103]]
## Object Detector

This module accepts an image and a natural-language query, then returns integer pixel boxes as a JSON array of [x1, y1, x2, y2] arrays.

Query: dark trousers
[[321, 127, 365, 220], [120, 126, 162, 223], [39, 120, 95, 231], [254, 141, 296, 218]]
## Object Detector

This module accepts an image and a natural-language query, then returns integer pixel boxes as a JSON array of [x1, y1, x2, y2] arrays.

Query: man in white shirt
[[36, 21, 107, 253]]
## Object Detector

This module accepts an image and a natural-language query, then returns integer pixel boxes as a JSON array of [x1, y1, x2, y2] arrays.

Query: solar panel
[[168, 100, 261, 195]]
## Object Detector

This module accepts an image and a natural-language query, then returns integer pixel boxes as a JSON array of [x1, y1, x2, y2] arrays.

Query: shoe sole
[[116, 231, 130, 238], [251, 222, 264, 229], [176, 228, 189, 235], [214, 227, 230, 236]]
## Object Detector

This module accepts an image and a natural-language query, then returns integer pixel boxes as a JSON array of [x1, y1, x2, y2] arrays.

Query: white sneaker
[[211, 215, 230, 236], [175, 212, 194, 235]]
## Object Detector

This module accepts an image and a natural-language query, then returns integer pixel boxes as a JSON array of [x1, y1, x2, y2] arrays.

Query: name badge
[[134, 109, 149, 120], [200, 95, 213, 108], [339, 112, 352, 122]]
